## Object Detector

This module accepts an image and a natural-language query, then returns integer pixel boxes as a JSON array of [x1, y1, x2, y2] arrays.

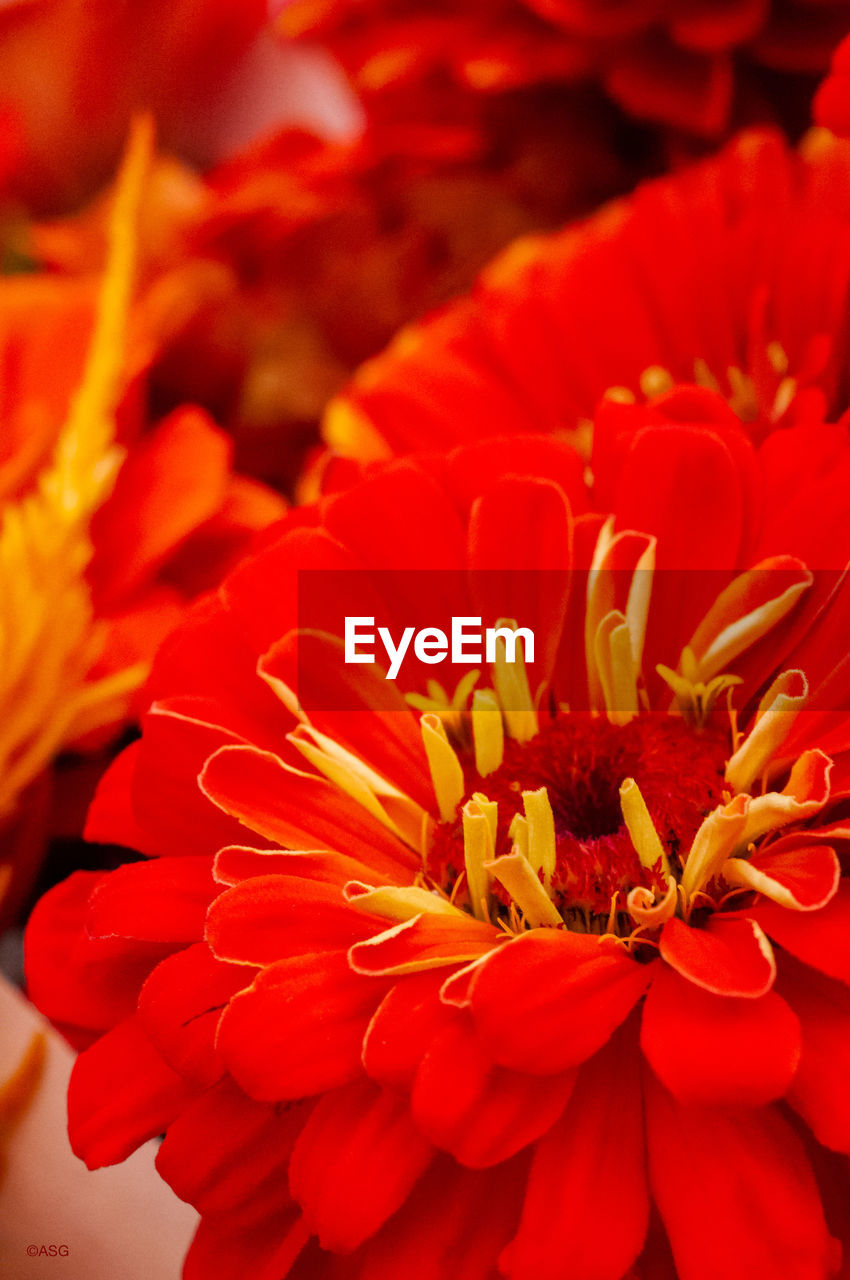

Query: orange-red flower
[[282, 0, 850, 137], [324, 127, 850, 470], [0, 117, 284, 923], [23, 111, 629, 493], [25, 390, 850, 1276]]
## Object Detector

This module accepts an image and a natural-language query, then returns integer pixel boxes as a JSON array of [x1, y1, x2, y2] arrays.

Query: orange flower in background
[[324, 127, 850, 470], [282, 0, 850, 138], [0, 116, 284, 923], [21, 107, 631, 494], [24, 393, 850, 1277]]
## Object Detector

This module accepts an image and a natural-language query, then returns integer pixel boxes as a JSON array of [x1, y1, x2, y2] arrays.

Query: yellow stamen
[[509, 812, 529, 860], [640, 365, 674, 398], [492, 617, 538, 742], [289, 725, 424, 845], [344, 882, 465, 921], [767, 341, 789, 376], [725, 669, 807, 794], [471, 793, 498, 848], [657, 648, 743, 728], [485, 852, 563, 928], [681, 796, 749, 901], [594, 611, 639, 726], [585, 520, 654, 717], [420, 713, 465, 822], [406, 669, 480, 727], [619, 777, 671, 880], [522, 787, 557, 887], [462, 798, 494, 922], [603, 386, 636, 404], [693, 357, 721, 393], [726, 365, 758, 421], [772, 376, 797, 420], [321, 397, 391, 463], [472, 688, 504, 776]]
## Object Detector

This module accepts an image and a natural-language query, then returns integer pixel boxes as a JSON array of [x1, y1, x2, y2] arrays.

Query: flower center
[[427, 713, 729, 925]]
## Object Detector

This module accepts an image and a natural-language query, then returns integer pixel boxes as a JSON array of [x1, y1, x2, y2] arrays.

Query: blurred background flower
[[280, 0, 850, 138], [0, 116, 284, 930]]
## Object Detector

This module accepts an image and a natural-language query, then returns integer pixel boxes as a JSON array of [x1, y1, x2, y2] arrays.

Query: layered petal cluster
[[283, 0, 850, 137], [0, 118, 283, 921], [325, 127, 850, 469], [25, 397, 850, 1277], [23, 112, 628, 493]]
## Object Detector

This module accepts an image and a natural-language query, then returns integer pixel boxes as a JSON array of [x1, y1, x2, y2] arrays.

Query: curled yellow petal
[[485, 852, 563, 928], [725, 669, 808, 794]]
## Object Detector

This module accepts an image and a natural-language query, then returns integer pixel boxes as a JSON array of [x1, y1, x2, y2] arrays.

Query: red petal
[[86, 856, 217, 943], [137, 943, 254, 1089], [502, 1025, 648, 1280], [213, 844, 374, 887], [89, 407, 230, 608], [780, 959, 850, 1155], [659, 916, 776, 997], [340, 1154, 528, 1280], [615, 423, 744, 572], [200, 743, 417, 878], [467, 475, 572, 684], [289, 1079, 433, 1252], [729, 843, 840, 911], [323, 462, 466, 574], [645, 1073, 838, 1280], [350, 913, 501, 976], [751, 881, 850, 985], [411, 1016, 575, 1169], [184, 1207, 309, 1280], [207, 874, 378, 965], [129, 701, 257, 859], [147, 593, 289, 746], [640, 963, 800, 1105], [222, 523, 362, 655], [469, 930, 652, 1073], [217, 951, 389, 1101], [24, 872, 170, 1035], [68, 1017, 195, 1169], [363, 971, 458, 1090], [84, 743, 149, 851], [156, 1075, 304, 1216]]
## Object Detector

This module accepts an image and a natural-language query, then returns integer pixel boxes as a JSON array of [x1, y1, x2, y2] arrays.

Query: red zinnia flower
[[282, 0, 850, 137], [324, 126, 850, 471], [25, 389, 850, 1277]]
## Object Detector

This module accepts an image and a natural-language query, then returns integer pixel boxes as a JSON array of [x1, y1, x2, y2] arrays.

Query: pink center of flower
[[428, 713, 729, 923]]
